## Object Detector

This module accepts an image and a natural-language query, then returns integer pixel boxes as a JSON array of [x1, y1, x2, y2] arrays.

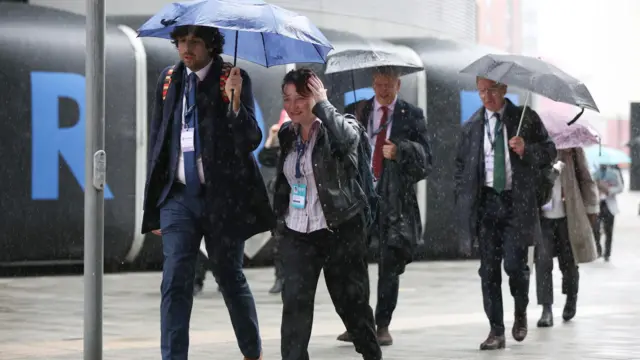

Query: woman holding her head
[[266, 68, 381, 360]]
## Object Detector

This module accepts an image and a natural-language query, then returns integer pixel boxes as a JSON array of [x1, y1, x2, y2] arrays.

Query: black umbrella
[[460, 54, 599, 131], [325, 44, 424, 103]]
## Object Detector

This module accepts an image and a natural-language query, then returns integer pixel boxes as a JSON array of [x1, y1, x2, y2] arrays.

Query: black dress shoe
[[537, 305, 554, 327], [512, 313, 528, 342], [336, 331, 352, 343], [268, 278, 284, 294], [479, 331, 506, 350], [563, 295, 577, 321]]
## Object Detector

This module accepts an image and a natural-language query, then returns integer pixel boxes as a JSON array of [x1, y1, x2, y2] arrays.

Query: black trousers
[[594, 200, 615, 258], [280, 215, 381, 360], [271, 234, 285, 279], [477, 187, 530, 336], [374, 246, 401, 328], [535, 217, 579, 305]]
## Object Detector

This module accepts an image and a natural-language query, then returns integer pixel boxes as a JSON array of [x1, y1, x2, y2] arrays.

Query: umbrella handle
[[351, 71, 357, 104], [229, 31, 239, 108], [566, 107, 585, 125], [516, 91, 531, 137]]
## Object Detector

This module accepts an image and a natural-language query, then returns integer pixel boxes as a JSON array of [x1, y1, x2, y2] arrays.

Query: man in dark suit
[[454, 78, 556, 350], [337, 66, 432, 346], [141, 25, 274, 360]]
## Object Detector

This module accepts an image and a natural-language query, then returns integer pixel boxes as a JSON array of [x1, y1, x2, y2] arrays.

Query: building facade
[[475, 0, 522, 53], [30, 0, 478, 42]]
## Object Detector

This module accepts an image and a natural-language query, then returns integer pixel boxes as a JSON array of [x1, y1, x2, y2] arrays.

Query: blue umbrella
[[584, 145, 631, 167], [137, 0, 333, 67]]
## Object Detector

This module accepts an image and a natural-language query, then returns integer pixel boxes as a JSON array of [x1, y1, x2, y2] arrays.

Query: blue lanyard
[[484, 114, 502, 151], [294, 135, 307, 179], [369, 110, 393, 138]]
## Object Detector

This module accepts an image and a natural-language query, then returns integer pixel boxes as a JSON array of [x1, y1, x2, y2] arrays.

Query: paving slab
[[1, 190, 639, 360]]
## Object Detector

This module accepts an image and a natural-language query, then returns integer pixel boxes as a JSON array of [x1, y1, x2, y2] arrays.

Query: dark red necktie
[[372, 106, 389, 179]]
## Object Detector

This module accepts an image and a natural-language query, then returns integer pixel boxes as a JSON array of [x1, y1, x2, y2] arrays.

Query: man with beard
[[141, 25, 274, 360]]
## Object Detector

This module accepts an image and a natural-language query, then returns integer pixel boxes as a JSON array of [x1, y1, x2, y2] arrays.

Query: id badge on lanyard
[[291, 137, 308, 209]]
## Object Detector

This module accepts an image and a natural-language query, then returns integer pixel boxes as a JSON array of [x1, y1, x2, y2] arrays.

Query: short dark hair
[[281, 68, 316, 97], [170, 25, 225, 58]]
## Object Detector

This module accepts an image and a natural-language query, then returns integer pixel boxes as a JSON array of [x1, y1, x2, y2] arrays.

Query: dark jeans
[[535, 217, 579, 305], [594, 200, 615, 258], [159, 186, 261, 360], [477, 187, 530, 336], [280, 215, 381, 360]]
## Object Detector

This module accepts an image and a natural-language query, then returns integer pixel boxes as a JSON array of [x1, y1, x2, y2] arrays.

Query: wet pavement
[[1, 190, 639, 360]]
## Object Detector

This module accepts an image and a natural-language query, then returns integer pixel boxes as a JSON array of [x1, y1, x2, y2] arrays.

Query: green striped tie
[[493, 113, 506, 192]]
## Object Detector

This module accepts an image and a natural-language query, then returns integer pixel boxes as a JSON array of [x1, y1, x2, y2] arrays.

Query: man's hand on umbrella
[[509, 136, 525, 156], [225, 67, 243, 112], [383, 139, 397, 160], [307, 75, 328, 104]]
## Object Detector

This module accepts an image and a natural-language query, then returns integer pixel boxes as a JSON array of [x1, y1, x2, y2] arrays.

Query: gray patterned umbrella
[[461, 54, 599, 112]]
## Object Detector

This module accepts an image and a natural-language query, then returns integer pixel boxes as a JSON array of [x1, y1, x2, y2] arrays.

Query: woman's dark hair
[[281, 68, 316, 97], [170, 25, 225, 58]]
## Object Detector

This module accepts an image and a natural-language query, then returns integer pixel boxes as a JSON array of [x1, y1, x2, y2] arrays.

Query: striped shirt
[[283, 120, 328, 233]]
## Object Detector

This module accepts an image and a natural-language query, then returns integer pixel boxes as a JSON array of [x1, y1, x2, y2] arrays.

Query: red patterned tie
[[372, 106, 389, 179]]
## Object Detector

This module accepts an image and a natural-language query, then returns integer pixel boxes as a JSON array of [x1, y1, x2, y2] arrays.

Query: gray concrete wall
[[30, 0, 477, 42]]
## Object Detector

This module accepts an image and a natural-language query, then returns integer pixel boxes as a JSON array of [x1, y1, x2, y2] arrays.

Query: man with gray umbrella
[[337, 66, 432, 346], [454, 77, 556, 350]]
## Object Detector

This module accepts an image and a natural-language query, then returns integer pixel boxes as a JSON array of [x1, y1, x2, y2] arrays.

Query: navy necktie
[[183, 72, 201, 195]]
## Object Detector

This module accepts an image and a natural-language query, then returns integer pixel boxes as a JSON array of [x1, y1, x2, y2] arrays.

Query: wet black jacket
[[258, 100, 366, 230]]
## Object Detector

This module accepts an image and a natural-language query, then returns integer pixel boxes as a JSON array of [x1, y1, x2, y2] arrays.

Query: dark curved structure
[[0, 2, 519, 267], [0, 3, 137, 266]]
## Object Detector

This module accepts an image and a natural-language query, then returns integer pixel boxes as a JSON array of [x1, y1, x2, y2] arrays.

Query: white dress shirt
[[368, 96, 397, 151], [176, 61, 213, 185], [484, 106, 512, 190]]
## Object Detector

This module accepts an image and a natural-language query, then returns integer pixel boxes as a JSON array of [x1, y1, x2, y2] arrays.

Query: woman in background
[[592, 164, 625, 261], [258, 122, 287, 294]]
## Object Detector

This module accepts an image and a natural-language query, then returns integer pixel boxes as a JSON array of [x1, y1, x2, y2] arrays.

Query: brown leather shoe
[[479, 331, 506, 350], [336, 331, 352, 343], [243, 353, 262, 360], [512, 313, 528, 342], [376, 326, 393, 346]]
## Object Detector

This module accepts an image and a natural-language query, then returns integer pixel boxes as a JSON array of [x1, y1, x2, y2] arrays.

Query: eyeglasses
[[477, 87, 502, 96]]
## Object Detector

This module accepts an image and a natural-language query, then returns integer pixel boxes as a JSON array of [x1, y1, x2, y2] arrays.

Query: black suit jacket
[[345, 97, 432, 181], [453, 99, 556, 250], [346, 97, 432, 267], [142, 57, 275, 241]]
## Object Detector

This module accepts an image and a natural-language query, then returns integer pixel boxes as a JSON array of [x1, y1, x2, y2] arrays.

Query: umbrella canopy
[[539, 111, 600, 150], [137, 0, 333, 67], [460, 54, 599, 112], [325, 47, 423, 76], [584, 145, 631, 166]]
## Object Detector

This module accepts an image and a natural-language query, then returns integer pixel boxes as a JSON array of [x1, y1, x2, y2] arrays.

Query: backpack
[[345, 114, 379, 231], [161, 62, 233, 102]]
